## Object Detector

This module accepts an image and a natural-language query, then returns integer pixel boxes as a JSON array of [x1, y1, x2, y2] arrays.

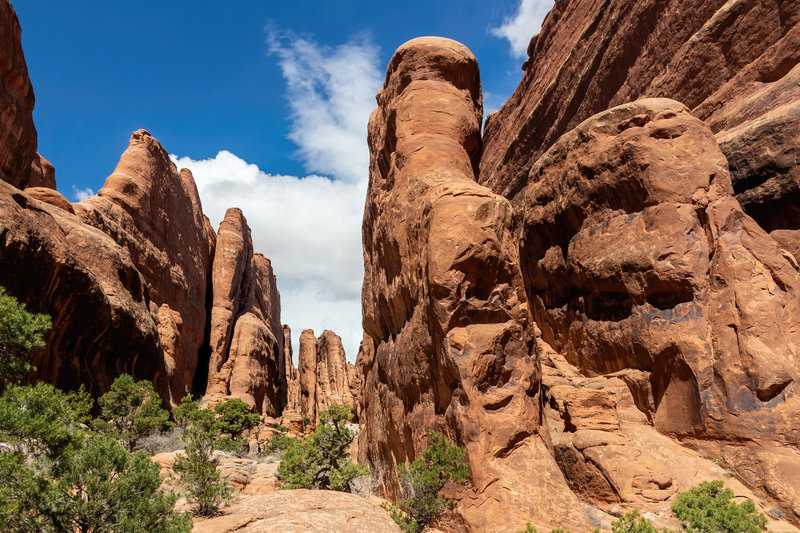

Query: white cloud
[[72, 186, 94, 201], [490, 0, 554, 59], [172, 32, 381, 362], [267, 30, 382, 183]]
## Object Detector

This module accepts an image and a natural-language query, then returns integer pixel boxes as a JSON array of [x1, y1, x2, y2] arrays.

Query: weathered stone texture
[[0, 0, 36, 189], [74, 130, 216, 403], [205, 207, 285, 416]]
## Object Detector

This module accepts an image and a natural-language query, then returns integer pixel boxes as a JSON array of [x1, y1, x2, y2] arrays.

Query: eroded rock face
[[28, 153, 55, 189], [314, 330, 351, 415], [359, 37, 573, 531], [205, 207, 285, 416], [298, 329, 317, 421], [0, 0, 36, 189], [0, 180, 168, 398], [294, 329, 356, 422], [283, 324, 301, 413], [480, 0, 800, 232], [73, 130, 216, 404], [523, 99, 800, 440], [521, 98, 800, 524]]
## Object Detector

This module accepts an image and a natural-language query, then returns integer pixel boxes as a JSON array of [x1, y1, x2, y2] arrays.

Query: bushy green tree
[[96, 374, 171, 451], [671, 481, 767, 533], [385, 429, 470, 533], [611, 510, 661, 533], [0, 287, 50, 387], [277, 405, 367, 492], [0, 382, 189, 533], [173, 396, 259, 516]]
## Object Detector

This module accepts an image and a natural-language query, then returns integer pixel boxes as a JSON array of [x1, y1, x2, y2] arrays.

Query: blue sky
[[14, 0, 552, 360]]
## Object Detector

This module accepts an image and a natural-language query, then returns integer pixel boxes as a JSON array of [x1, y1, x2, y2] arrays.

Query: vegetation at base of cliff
[[610, 510, 664, 533], [173, 396, 259, 516], [516, 482, 770, 533], [0, 287, 50, 388], [383, 429, 469, 533], [672, 480, 767, 533], [277, 404, 367, 492], [95, 373, 172, 451], [0, 382, 191, 533]]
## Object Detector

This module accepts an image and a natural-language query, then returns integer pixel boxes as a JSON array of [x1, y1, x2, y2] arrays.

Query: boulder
[[28, 153, 56, 189]]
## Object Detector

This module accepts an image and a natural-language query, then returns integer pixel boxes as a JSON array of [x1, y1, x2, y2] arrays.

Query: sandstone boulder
[[205, 207, 285, 416], [480, 0, 800, 234], [28, 153, 56, 189]]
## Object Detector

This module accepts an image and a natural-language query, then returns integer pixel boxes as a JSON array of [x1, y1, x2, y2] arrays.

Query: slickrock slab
[[192, 490, 401, 533]]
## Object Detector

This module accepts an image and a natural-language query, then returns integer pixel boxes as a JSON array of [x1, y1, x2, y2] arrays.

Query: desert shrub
[[173, 396, 259, 516], [95, 373, 171, 451], [611, 510, 661, 533], [671, 481, 767, 533], [385, 429, 469, 533], [0, 382, 189, 532], [277, 405, 367, 491], [261, 432, 296, 457], [0, 287, 50, 388]]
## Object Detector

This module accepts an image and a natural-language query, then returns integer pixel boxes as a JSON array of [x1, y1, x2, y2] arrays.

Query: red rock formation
[[294, 329, 356, 422], [359, 37, 574, 531], [73, 130, 216, 403], [28, 153, 56, 189], [480, 0, 800, 225], [0, 180, 168, 398], [22, 186, 73, 214], [298, 329, 317, 422], [283, 324, 301, 413], [205, 207, 285, 416], [314, 330, 350, 415], [521, 98, 800, 524], [0, 0, 36, 189]]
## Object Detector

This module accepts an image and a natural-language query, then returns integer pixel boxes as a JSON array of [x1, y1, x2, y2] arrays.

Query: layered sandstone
[[295, 328, 356, 422], [28, 153, 56, 189], [0, 0, 36, 189], [480, 0, 800, 232], [74, 130, 216, 403], [359, 37, 571, 531], [283, 324, 301, 413], [298, 329, 317, 421], [360, 34, 800, 531], [0, 180, 168, 397], [205, 207, 285, 416], [521, 98, 800, 524]]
